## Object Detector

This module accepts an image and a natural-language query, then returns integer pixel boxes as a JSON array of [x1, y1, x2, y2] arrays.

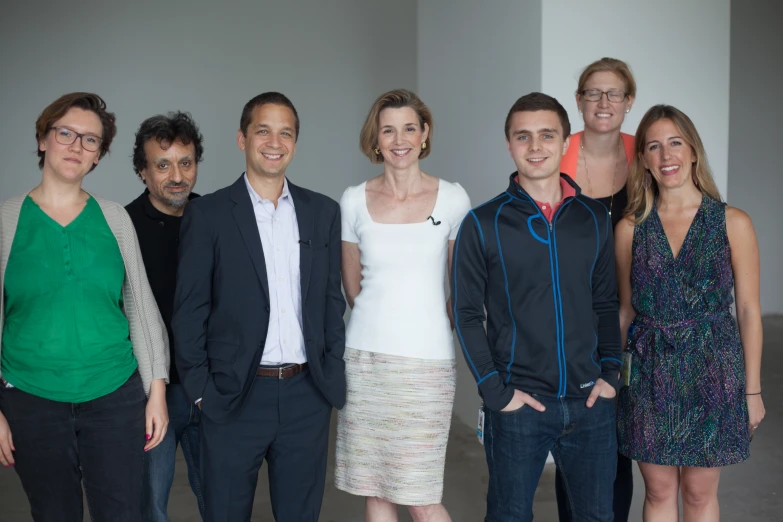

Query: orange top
[[560, 131, 636, 176]]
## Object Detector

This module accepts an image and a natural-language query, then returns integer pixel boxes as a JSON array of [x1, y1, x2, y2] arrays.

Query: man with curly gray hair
[[126, 111, 205, 521]]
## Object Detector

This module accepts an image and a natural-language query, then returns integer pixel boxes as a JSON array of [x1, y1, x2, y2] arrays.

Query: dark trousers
[[142, 383, 204, 521], [555, 451, 634, 522], [200, 368, 332, 522], [484, 394, 617, 522], [0, 371, 146, 522]]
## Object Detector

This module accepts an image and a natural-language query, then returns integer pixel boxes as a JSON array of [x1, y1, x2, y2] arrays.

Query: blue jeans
[[142, 383, 205, 521], [484, 394, 617, 522], [555, 449, 634, 521]]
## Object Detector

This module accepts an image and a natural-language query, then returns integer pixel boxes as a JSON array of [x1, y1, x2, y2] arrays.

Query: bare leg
[[639, 462, 680, 521], [366, 496, 398, 522], [681, 466, 721, 522], [408, 503, 452, 522]]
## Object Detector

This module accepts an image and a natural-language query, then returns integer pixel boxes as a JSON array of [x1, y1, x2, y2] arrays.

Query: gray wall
[[728, 1, 783, 314], [0, 1, 418, 203], [417, 0, 543, 428], [542, 0, 732, 197]]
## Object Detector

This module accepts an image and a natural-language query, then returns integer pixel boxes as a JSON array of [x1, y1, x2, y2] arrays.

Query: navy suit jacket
[[172, 175, 346, 424]]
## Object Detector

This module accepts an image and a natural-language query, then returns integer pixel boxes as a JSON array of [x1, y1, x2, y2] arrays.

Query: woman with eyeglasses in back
[[0, 92, 169, 521], [555, 57, 637, 522]]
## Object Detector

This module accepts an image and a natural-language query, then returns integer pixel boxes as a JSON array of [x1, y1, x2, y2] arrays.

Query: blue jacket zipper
[[518, 189, 573, 397], [551, 200, 572, 397]]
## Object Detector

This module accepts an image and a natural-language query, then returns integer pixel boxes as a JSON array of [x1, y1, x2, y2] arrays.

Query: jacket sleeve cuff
[[601, 365, 621, 391], [478, 375, 516, 412]]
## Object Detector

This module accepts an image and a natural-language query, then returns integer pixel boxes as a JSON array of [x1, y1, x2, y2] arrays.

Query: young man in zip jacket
[[452, 92, 622, 522]]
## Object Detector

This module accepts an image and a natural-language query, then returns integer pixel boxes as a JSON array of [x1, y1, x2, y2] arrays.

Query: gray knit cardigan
[[0, 193, 170, 397]]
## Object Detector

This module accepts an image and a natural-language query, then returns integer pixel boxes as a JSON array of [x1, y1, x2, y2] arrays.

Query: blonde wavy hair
[[626, 105, 721, 224]]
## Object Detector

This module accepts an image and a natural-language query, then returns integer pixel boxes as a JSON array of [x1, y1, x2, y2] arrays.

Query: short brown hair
[[239, 92, 299, 140], [360, 89, 433, 164], [505, 92, 571, 140], [626, 105, 721, 224], [35, 92, 117, 170], [577, 57, 637, 98]]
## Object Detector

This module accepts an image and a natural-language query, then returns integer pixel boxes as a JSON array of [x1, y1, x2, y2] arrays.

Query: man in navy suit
[[172, 92, 346, 522]]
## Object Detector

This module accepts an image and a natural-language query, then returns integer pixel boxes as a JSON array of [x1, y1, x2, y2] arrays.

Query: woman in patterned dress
[[615, 105, 765, 521]]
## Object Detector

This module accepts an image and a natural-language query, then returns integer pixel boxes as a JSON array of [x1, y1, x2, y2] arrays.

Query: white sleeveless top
[[340, 179, 471, 360]]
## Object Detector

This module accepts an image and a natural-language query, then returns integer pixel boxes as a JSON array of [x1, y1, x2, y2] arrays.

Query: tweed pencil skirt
[[335, 347, 456, 506]]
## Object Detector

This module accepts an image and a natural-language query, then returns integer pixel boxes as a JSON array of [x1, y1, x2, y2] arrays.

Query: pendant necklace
[[580, 137, 623, 218]]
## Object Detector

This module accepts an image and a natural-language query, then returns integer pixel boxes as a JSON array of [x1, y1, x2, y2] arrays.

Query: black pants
[[0, 371, 146, 522], [555, 451, 634, 522], [200, 368, 332, 522]]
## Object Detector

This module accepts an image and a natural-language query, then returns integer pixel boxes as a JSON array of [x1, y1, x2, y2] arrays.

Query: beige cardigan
[[0, 193, 169, 397]]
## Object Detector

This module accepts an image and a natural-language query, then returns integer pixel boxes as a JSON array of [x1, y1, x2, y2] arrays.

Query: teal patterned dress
[[617, 195, 750, 467]]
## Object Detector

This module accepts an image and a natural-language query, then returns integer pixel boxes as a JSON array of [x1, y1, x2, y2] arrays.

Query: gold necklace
[[580, 136, 623, 218]]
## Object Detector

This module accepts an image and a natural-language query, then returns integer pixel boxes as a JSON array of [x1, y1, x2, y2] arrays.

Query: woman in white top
[[335, 89, 471, 522]]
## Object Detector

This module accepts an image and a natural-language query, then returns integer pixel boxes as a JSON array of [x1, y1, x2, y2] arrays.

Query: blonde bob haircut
[[360, 89, 433, 164], [626, 105, 722, 224], [576, 57, 637, 99]]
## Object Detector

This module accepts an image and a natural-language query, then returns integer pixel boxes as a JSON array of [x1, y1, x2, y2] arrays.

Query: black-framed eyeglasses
[[51, 126, 103, 152], [579, 89, 628, 103]]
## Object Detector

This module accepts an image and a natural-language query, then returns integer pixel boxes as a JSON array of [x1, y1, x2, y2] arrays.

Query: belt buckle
[[278, 363, 296, 379]]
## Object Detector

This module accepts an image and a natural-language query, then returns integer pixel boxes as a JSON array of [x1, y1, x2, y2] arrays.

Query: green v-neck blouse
[[1, 196, 137, 402]]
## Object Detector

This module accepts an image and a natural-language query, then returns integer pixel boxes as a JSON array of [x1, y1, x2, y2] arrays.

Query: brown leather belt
[[256, 363, 307, 379]]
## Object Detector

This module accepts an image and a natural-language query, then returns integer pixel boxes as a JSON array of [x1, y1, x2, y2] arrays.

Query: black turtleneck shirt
[[125, 190, 199, 384]]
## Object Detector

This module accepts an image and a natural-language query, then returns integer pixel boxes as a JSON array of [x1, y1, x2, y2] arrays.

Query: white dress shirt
[[244, 174, 307, 365]]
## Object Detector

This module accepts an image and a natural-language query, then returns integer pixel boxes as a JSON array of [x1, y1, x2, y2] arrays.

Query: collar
[[508, 172, 581, 201], [243, 173, 295, 209]]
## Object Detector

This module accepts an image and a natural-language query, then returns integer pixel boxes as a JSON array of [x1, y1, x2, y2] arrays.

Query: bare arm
[[615, 217, 636, 349], [726, 207, 765, 429], [342, 241, 362, 309]]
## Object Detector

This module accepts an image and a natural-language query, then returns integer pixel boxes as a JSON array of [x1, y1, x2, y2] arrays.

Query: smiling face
[[376, 106, 429, 170], [642, 118, 697, 191], [237, 103, 297, 179], [506, 110, 570, 182], [140, 139, 197, 214], [38, 108, 103, 182], [577, 71, 634, 133]]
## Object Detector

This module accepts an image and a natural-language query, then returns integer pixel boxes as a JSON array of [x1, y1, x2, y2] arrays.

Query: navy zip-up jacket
[[452, 173, 621, 411]]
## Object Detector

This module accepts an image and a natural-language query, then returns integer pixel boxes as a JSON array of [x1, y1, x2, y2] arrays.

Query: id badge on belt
[[477, 403, 485, 446], [621, 352, 632, 387]]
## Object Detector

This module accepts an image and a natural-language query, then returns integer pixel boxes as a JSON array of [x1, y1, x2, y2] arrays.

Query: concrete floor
[[1, 316, 781, 521]]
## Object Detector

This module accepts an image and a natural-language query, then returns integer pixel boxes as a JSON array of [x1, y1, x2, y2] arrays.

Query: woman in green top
[[0, 92, 170, 521]]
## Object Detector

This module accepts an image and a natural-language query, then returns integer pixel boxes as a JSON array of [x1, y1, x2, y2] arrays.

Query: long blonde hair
[[626, 105, 722, 224]]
